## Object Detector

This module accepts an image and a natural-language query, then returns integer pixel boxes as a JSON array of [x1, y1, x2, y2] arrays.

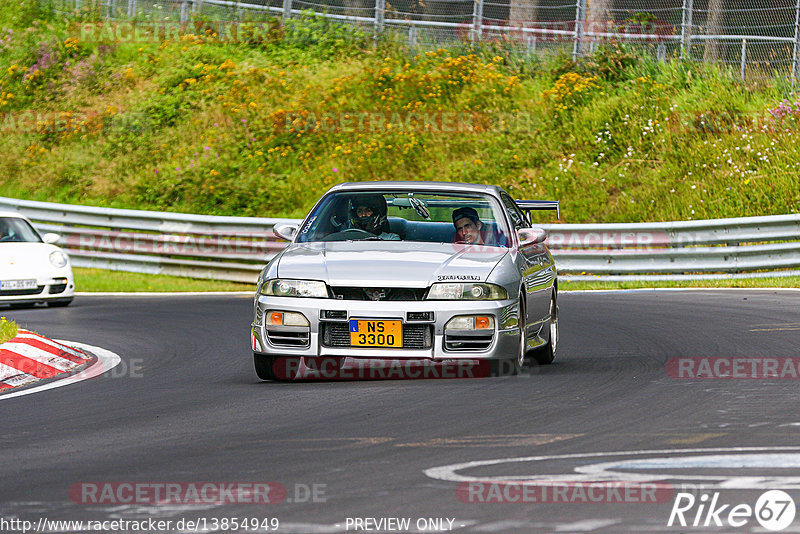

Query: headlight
[[260, 279, 328, 298], [426, 283, 507, 300], [49, 251, 68, 268]]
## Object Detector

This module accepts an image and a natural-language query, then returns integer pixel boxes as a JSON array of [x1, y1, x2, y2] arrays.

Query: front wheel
[[254, 353, 277, 381], [532, 295, 558, 365], [491, 295, 526, 376]]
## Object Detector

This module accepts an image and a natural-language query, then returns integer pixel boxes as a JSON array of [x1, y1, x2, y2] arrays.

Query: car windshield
[[0, 217, 42, 243], [296, 191, 510, 247]]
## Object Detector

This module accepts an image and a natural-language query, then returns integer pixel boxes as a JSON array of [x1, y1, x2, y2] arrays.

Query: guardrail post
[[657, 41, 666, 61], [526, 35, 537, 55], [572, 0, 586, 60], [408, 25, 418, 48], [472, 0, 484, 43], [127, 0, 136, 17], [794, 0, 800, 87], [740, 39, 747, 80], [374, 0, 385, 39], [283, 0, 292, 20], [680, 0, 693, 59], [180, 0, 190, 24]]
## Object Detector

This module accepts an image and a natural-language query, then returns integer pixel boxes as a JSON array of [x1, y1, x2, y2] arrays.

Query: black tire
[[532, 295, 558, 365], [491, 294, 526, 377], [47, 299, 73, 308], [254, 353, 277, 381]]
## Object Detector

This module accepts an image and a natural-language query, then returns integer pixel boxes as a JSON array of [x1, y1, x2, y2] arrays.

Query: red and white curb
[[0, 330, 121, 399]]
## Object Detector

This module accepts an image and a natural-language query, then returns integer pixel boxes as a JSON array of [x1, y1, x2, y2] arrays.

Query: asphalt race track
[[2, 290, 800, 533]]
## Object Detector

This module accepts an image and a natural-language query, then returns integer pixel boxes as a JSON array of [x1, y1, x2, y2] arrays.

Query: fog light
[[445, 315, 495, 331], [267, 311, 309, 327]]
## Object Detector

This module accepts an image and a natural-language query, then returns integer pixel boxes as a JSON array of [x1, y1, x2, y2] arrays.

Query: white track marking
[[0, 341, 122, 401], [554, 519, 621, 531], [424, 447, 800, 490]]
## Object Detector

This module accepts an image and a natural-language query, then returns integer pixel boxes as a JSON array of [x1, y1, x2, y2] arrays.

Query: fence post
[[127, 0, 136, 17], [374, 0, 385, 38], [472, 0, 484, 43], [680, 0, 694, 59], [409, 25, 418, 48], [572, 0, 586, 60], [283, 0, 292, 20], [180, 1, 189, 24], [794, 0, 800, 86], [108, 0, 115, 19], [740, 39, 746, 80]]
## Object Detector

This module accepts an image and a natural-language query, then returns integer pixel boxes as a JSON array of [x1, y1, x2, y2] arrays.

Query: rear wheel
[[532, 295, 558, 365]]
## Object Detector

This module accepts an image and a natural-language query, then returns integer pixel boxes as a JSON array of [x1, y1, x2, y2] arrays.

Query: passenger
[[452, 206, 492, 245], [348, 194, 400, 240]]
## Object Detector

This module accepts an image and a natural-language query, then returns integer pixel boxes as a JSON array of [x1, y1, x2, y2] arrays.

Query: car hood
[[277, 241, 508, 288], [0, 243, 70, 280]]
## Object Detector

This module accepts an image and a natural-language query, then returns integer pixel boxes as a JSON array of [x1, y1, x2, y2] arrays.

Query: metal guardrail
[[0, 196, 299, 283], [2, 196, 799, 282]]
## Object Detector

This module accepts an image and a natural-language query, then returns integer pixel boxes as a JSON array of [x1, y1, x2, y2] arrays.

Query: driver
[[0, 218, 12, 242], [452, 206, 490, 245], [348, 194, 400, 240]]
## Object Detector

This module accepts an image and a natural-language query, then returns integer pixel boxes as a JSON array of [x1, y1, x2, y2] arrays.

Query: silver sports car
[[251, 181, 559, 381]]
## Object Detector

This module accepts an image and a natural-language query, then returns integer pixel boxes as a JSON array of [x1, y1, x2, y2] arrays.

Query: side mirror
[[42, 232, 61, 244], [273, 223, 299, 242], [517, 227, 547, 246]]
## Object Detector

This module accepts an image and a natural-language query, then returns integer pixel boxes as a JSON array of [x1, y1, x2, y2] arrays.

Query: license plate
[[350, 320, 403, 348], [0, 279, 37, 290]]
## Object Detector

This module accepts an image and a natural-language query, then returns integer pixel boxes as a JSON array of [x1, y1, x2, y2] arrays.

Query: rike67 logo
[[668, 490, 796, 531]]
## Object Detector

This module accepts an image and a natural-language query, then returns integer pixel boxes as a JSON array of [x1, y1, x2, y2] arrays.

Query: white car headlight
[[49, 250, 68, 268], [427, 283, 507, 300], [260, 279, 328, 298]]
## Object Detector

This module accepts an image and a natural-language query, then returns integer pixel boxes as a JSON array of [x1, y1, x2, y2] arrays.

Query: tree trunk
[[587, 0, 611, 36], [703, 0, 723, 62], [509, 0, 538, 32]]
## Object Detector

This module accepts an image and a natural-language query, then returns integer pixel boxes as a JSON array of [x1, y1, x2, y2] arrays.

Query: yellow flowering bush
[[0, 317, 18, 345], [541, 72, 600, 113]]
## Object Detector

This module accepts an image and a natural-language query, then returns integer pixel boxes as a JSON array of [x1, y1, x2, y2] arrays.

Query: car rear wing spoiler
[[515, 200, 560, 220]]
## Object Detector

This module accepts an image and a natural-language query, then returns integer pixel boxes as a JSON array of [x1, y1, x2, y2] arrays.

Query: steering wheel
[[321, 228, 377, 241]]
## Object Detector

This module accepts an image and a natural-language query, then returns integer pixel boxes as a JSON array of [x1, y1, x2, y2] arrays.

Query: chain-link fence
[[54, 0, 800, 80]]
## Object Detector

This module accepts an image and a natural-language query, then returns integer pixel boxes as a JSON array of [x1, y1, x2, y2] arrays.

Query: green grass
[[561, 276, 800, 291], [73, 267, 254, 292], [0, 317, 19, 343], [0, 4, 798, 223]]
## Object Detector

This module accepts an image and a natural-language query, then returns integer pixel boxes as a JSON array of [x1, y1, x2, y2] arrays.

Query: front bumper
[[0, 274, 75, 305], [251, 296, 522, 360]]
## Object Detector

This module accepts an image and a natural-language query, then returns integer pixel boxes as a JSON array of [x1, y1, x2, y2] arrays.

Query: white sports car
[[0, 212, 74, 308]]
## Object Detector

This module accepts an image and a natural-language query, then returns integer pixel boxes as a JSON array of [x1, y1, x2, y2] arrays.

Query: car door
[[500, 193, 553, 324]]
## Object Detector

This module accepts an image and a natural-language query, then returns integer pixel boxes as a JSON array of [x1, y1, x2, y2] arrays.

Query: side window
[[500, 194, 528, 229]]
